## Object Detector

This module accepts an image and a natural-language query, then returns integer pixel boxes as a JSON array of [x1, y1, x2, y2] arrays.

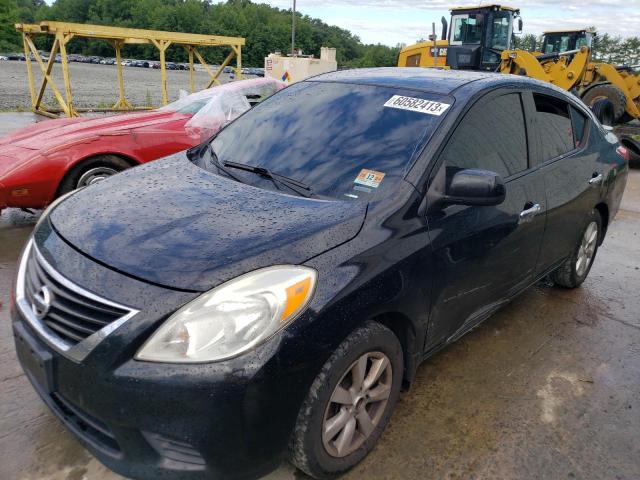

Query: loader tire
[[582, 85, 627, 124], [590, 99, 615, 127], [618, 112, 635, 124]]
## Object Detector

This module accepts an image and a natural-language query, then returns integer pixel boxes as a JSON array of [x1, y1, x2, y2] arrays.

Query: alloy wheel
[[322, 351, 393, 458], [76, 167, 118, 188], [576, 221, 598, 277]]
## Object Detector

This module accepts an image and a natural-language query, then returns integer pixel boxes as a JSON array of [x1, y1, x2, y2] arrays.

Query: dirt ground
[[0, 115, 639, 479], [0, 60, 239, 111]]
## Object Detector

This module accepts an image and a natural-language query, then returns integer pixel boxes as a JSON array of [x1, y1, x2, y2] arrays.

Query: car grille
[[23, 245, 130, 346]]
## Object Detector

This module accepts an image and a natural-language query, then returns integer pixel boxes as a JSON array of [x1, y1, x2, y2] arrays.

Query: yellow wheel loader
[[499, 29, 640, 123], [399, 9, 640, 124], [397, 4, 523, 71]]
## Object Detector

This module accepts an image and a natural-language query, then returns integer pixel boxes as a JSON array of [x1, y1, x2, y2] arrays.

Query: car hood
[[48, 154, 367, 291], [0, 110, 189, 152]]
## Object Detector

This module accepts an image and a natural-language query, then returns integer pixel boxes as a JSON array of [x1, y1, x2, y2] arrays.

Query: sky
[[261, 0, 640, 46]]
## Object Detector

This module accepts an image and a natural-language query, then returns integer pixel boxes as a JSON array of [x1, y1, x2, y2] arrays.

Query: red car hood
[[0, 110, 191, 153]]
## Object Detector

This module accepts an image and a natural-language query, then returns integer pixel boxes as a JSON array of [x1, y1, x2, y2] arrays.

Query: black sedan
[[11, 68, 629, 480]]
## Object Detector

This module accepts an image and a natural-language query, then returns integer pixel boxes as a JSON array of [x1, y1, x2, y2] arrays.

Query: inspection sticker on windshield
[[384, 95, 450, 116], [355, 169, 385, 188]]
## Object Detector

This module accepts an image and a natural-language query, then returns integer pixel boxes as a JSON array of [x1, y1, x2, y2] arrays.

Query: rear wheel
[[289, 322, 403, 479], [581, 84, 627, 124], [552, 209, 602, 288], [58, 155, 131, 196]]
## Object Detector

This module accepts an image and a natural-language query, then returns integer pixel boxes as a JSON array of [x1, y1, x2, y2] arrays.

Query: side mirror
[[518, 18, 523, 32], [444, 169, 506, 206]]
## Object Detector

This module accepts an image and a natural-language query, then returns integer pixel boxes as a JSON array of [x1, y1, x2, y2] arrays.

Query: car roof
[[307, 67, 548, 97]]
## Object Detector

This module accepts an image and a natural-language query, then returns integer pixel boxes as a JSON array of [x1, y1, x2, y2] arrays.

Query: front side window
[[440, 93, 528, 179], [533, 94, 575, 162], [451, 14, 483, 44], [202, 82, 451, 201]]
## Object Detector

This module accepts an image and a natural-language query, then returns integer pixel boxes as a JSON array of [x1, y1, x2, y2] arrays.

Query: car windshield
[[543, 32, 590, 53], [199, 81, 451, 201]]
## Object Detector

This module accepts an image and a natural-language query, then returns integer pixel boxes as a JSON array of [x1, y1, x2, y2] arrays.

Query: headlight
[[136, 266, 317, 363]]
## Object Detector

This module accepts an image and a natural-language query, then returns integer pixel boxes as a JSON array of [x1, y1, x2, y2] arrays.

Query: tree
[[3, 0, 639, 70], [0, 0, 44, 52]]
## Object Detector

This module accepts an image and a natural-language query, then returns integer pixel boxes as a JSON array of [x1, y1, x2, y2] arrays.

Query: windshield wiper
[[223, 161, 315, 198], [206, 146, 245, 183]]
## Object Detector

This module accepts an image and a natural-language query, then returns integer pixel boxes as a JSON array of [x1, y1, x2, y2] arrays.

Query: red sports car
[[0, 78, 284, 213]]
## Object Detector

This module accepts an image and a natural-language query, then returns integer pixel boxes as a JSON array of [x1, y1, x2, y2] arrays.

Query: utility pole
[[291, 0, 296, 55]]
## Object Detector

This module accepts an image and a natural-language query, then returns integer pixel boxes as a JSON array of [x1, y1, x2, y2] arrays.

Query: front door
[[424, 90, 546, 349]]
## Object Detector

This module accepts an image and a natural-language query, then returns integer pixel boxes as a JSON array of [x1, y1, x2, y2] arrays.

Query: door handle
[[519, 203, 541, 223], [589, 173, 603, 185]]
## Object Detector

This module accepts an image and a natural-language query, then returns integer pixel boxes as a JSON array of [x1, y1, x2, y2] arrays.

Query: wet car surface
[[1, 170, 639, 479], [1, 69, 639, 479]]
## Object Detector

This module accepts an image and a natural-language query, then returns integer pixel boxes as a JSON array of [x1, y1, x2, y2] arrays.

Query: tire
[[58, 155, 131, 196], [618, 112, 635, 124], [581, 84, 627, 124], [289, 322, 403, 479], [590, 98, 615, 127], [552, 209, 602, 288]]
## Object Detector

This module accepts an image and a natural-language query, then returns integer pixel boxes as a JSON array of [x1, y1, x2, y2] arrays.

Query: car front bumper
[[12, 314, 307, 480], [11, 226, 326, 480]]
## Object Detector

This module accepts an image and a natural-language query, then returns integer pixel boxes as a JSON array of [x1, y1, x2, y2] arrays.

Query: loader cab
[[541, 29, 594, 54], [445, 4, 521, 71]]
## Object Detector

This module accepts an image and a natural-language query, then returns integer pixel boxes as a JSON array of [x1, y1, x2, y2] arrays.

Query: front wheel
[[58, 155, 131, 196], [552, 210, 602, 288], [289, 322, 403, 479]]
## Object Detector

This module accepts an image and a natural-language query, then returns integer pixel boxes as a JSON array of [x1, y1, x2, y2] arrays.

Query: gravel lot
[[0, 60, 239, 111]]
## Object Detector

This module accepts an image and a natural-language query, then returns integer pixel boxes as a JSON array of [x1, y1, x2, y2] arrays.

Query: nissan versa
[[12, 69, 628, 480]]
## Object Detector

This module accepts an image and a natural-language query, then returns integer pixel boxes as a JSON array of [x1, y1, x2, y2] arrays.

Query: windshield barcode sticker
[[384, 96, 450, 116]]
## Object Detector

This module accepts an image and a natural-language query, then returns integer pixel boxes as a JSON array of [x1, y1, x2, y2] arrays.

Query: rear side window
[[570, 106, 588, 147], [533, 94, 575, 161], [441, 93, 528, 178]]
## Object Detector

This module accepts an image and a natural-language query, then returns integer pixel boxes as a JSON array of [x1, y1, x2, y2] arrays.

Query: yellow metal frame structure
[[15, 21, 245, 117]]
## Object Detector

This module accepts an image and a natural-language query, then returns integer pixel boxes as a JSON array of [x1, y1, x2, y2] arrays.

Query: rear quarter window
[[570, 106, 588, 147]]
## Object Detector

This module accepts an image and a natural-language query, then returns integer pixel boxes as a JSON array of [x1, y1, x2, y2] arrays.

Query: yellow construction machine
[[500, 28, 640, 123], [399, 10, 640, 124], [397, 4, 523, 71]]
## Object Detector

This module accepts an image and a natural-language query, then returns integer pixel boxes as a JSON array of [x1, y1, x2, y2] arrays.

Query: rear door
[[526, 92, 601, 275], [424, 89, 547, 348]]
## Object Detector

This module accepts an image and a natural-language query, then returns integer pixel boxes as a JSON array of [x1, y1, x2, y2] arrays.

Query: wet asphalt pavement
[[1, 116, 639, 479]]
